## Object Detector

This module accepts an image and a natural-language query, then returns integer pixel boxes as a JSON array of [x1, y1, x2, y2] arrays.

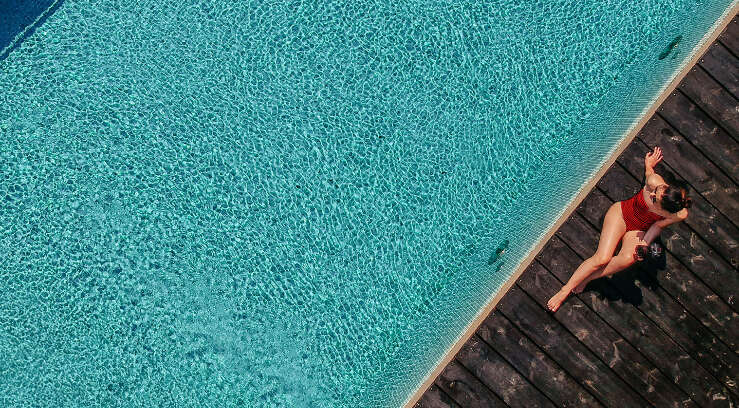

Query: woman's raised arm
[[644, 146, 663, 178]]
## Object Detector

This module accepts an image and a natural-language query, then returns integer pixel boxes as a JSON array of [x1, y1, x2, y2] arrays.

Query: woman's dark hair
[[661, 184, 692, 213]]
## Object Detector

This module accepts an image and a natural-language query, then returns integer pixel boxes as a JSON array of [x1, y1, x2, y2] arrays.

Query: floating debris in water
[[488, 239, 510, 265], [659, 35, 682, 60]]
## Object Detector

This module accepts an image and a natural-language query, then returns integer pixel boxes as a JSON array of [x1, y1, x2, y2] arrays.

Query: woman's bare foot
[[547, 288, 570, 312], [573, 281, 587, 294]]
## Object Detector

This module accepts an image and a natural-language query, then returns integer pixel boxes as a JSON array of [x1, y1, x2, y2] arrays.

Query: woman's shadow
[[579, 236, 666, 306]]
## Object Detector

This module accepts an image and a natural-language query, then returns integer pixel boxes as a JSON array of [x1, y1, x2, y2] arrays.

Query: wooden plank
[[595, 163, 646, 202], [717, 17, 739, 57], [456, 336, 556, 408], [658, 91, 739, 183], [477, 312, 603, 408], [434, 360, 508, 408], [699, 42, 739, 99], [518, 261, 702, 407], [556, 211, 739, 393], [496, 286, 649, 408], [610, 145, 739, 308], [415, 385, 461, 408], [537, 229, 737, 404], [638, 115, 739, 222], [678, 67, 739, 141]]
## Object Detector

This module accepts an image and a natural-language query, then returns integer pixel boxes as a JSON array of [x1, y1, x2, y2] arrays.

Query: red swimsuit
[[621, 189, 665, 232]]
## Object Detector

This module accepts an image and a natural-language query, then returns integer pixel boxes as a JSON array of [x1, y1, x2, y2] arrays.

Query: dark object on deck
[[635, 241, 664, 263], [418, 17, 739, 408], [659, 35, 683, 60]]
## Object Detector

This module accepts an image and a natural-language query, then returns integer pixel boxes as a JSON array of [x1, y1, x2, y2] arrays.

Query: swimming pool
[[0, 0, 735, 406]]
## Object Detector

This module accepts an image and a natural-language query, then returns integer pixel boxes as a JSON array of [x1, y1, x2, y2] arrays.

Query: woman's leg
[[547, 203, 626, 312], [573, 231, 642, 287]]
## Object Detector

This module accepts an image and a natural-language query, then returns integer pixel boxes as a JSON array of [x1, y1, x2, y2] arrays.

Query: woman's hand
[[645, 146, 663, 170]]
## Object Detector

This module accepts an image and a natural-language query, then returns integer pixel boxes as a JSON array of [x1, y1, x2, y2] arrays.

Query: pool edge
[[402, 4, 739, 408]]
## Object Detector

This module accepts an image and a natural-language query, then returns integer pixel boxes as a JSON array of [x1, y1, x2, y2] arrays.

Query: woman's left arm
[[642, 209, 689, 245]]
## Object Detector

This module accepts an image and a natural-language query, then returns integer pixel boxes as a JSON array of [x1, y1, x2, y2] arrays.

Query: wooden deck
[[415, 15, 739, 408]]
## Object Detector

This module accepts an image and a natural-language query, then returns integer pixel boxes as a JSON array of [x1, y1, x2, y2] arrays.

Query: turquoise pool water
[[0, 0, 734, 406]]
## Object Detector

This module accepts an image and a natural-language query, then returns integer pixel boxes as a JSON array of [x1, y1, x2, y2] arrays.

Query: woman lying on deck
[[547, 147, 692, 313]]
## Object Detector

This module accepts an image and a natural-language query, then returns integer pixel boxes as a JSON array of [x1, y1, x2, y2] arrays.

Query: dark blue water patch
[[0, 0, 65, 61], [487, 239, 510, 265], [658, 35, 683, 60]]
